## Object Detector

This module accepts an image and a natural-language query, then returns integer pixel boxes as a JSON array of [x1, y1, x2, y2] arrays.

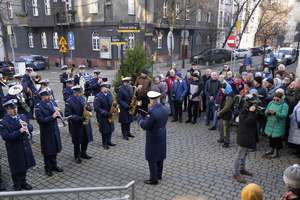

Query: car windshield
[[279, 50, 292, 55], [33, 56, 45, 61]]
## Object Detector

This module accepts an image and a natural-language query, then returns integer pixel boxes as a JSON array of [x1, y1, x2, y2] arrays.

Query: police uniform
[[35, 89, 63, 177], [117, 77, 134, 140], [0, 99, 35, 190], [74, 65, 89, 85], [65, 86, 93, 163], [89, 70, 102, 96], [138, 91, 169, 185], [35, 80, 56, 106], [63, 78, 74, 102], [94, 83, 115, 149], [59, 65, 69, 88]]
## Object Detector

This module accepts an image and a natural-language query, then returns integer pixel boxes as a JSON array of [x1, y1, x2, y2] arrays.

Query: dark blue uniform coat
[[35, 101, 62, 156], [60, 72, 68, 88], [94, 92, 115, 133], [89, 77, 100, 95], [139, 103, 168, 161], [0, 114, 35, 174], [65, 95, 93, 144], [63, 87, 73, 102], [117, 85, 133, 124]]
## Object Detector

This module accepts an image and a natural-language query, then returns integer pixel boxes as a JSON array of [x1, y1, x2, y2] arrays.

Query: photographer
[[233, 98, 258, 183]]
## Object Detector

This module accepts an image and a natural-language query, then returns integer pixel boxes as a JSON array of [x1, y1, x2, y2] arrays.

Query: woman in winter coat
[[263, 88, 289, 158]]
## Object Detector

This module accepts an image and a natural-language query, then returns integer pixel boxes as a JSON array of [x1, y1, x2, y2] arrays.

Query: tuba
[[129, 86, 137, 115], [108, 91, 120, 123], [8, 84, 31, 113]]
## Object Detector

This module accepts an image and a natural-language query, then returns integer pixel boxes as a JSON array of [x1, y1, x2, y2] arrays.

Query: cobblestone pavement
[[0, 68, 299, 200]]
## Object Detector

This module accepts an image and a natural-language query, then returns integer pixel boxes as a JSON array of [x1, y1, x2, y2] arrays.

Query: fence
[[0, 181, 135, 200]]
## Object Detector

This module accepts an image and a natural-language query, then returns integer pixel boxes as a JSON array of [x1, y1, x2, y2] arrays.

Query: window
[[32, 0, 38, 16], [44, 0, 51, 15], [65, 0, 72, 11], [128, 0, 135, 15], [157, 32, 163, 49], [219, 11, 223, 28], [89, 0, 98, 14], [41, 32, 47, 48], [175, 3, 180, 19], [163, 1, 167, 18], [92, 32, 100, 51], [186, 8, 190, 20], [128, 33, 135, 49], [28, 32, 34, 48], [207, 12, 211, 23], [197, 9, 202, 22], [53, 32, 59, 49], [7, 2, 13, 19]]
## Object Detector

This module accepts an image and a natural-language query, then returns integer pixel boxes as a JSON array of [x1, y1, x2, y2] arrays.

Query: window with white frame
[[207, 12, 212, 23], [128, 0, 135, 15], [197, 9, 202, 22], [53, 32, 59, 49], [128, 33, 135, 49], [28, 32, 34, 48], [157, 32, 163, 49], [92, 32, 100, 51], [175, 3, 180, 19], [89, 0, 98, 14], [7, 2, 13, 19], [44, 0, 51, 15], [186, 8, 190, 20], [41, 32, 47, 48], [163, 1, 167, 18], [32, 0, 39, 16], [62, 0, 72, 11]]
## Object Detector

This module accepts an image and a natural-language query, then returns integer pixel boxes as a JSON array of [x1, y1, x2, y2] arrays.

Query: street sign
[[117, 23, 140, 33], [111, 36, 128, 45], [227, 35, 236, 48], [67, 32, 75, 50], [59, 36, 68, 53]]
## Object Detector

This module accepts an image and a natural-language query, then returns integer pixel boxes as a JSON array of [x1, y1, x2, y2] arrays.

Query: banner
[[100, 37, 112, 59]]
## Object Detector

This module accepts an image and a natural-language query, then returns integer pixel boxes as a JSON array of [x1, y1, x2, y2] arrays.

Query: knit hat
[[241, 183, 263, 200], [283, 164, 300, 189], [254, 76, 262, 85], [266, 78, 274, 85]]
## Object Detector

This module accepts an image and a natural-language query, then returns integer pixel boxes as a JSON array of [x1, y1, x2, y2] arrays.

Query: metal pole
[[9, 34, 15, 63], [131, 183, 135, 200], [121, 33, 124, 67], [182, 0, 187, 69]]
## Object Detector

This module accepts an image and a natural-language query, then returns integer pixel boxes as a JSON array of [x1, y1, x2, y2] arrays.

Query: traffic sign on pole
[[227, 35, 236, 49], [59, 36, 68, 54]]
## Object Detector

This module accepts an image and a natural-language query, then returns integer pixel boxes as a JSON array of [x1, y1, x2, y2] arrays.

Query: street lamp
[[293, 1, 300, 77]]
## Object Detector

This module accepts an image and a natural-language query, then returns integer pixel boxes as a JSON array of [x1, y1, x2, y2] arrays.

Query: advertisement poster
[[100, 37, 112, 59]]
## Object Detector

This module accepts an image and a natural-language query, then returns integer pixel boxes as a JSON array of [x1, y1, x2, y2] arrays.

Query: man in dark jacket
[[233, 103, 258, 183], [205, 72, 220, 126], [186, 70, 203, 124], [117, 77, 134, 140], [138, 91, 169, 185], [94, 83, 116, 150], [65, 86, 93, 164], [63, 78, 74, 102], [0, 99, 35, 190], [35, 89, 63, 177]]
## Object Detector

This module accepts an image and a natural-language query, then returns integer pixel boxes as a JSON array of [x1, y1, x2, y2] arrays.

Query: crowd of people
[[0, 57, 299, 199]]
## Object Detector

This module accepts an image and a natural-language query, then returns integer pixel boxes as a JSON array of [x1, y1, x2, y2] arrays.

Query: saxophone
[[82, 98, 93, 125], [108, 91, 119, 123], [129, 86, 137, 115]]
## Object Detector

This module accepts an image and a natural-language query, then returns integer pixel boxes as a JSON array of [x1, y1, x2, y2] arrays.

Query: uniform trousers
[[121, 123, 131, 137], [12, 171, 27, 188], [148, 160, 164, 181], [101, 131, 112, 146], [43, 154, 57, 170], [74, 129, 89, 158]]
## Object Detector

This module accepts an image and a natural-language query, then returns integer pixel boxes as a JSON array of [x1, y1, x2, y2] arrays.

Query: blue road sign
[[67, 32, 75, 50]]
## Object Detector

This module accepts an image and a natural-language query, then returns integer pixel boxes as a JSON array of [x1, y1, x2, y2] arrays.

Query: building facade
[[4, 0, 219, 68]]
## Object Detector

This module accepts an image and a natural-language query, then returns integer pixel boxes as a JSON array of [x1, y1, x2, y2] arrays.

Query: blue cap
[[39, 88, 51, 96], [3, 99, 18, 108], [39, 79, 49, 85]]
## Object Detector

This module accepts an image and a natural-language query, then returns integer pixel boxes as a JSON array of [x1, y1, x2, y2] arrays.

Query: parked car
[[233, 49, 250, 59], [192, 48, 232, 64], [250, 47, 264, 56], [278, 47, 297, 64], [260, 45, 272, 52], [0, 61, 15, 80], [264, 52, 288, 67], [18, 55, 49, 70]]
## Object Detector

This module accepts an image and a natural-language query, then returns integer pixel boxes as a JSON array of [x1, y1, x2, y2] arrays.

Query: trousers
[[43, 154, 57, 170], [173, 100, 183, 120], [219, 119, 231, 144], [121, 123, 131, 137], [187, 100, 200, 121], [148, 160, 164, 181], [12, 171, 27, 188], [234, 147, 249, 176], [101, 131, 112, 146]]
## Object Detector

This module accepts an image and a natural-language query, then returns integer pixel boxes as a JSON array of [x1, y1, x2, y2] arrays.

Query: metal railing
[[0, 181, 135, 200]]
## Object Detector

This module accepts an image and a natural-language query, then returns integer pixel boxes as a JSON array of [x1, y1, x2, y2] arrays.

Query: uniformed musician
[[35, 79, 56, 105], [65, 86, 93, 164], [138, 91, 168, 185], [35, 89, 63, 177], [63, 78, 74, 102], [74, 64, 89, 85], [59, 65, 69, 88], [0, 98, 35, 190], [94, 83, 116, 150], [117, 77, 134, 140], [89, 70, 102, 95]]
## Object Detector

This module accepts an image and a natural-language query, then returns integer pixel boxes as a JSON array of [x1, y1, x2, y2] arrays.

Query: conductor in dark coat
[[117, 77, 134, 140], [35, 89, 63, 177], [138, 91, 169, 185], [65, 86, 93, 164], [94, 83, 116, 150], [0, 99, 35, 191]]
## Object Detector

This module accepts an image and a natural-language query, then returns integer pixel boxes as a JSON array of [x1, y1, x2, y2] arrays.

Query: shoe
[[0, 185, 6, 191], [103, 145, 109, 150], [21, 183, 33, 190], [45, 169, 53, 177], [185, 120, 191, 123], [158, 176, 162, 180], [108, 143, 116, 147], [269, 150, 279, 159], [240, 170, 253, 177], [75, 158, 82, 164], [222, 143, 229, 148], [144, 180, 159, 185], [217, 139, 224, 143], [178, 119, 182, 123], [52, 166, 64, 172], [128, 134, 135, 138], [123, 136, 129, 140], [205, 122, 210, 126], [171, 119, 178, 122], [13, 185, 22, 191], [262, 150, 274, 158], [81, 154, 92, 159], [233, 175, 247, 184], [209, 126, 217, 130]]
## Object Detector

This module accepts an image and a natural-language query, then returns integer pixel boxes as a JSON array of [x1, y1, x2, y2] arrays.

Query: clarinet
[[50, 101, 67, 127]]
